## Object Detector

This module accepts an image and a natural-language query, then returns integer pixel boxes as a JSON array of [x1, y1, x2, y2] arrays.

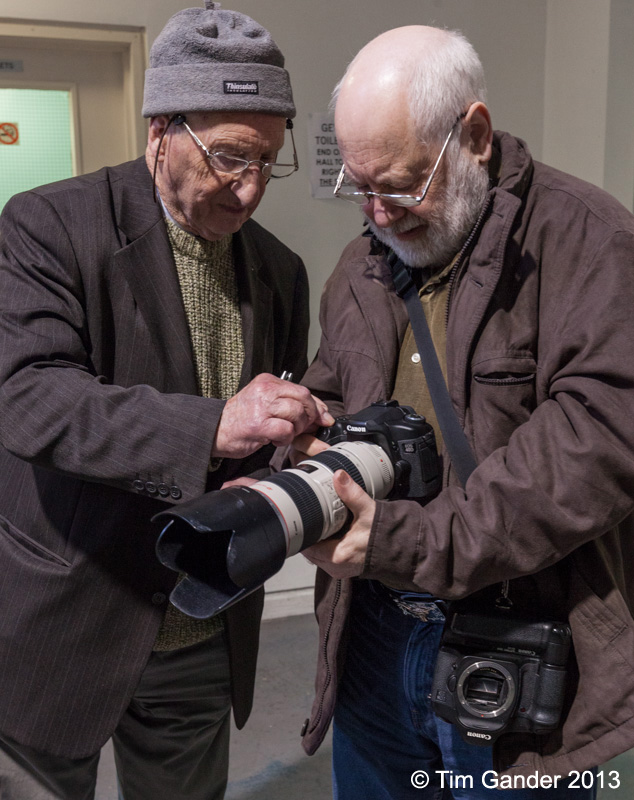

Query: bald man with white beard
[[294, 24, 634, 800]]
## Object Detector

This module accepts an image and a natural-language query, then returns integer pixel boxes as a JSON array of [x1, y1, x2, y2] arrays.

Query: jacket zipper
[[311, 578, 342, 731]]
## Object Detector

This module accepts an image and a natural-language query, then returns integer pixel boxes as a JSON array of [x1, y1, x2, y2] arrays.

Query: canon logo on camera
[[467, 731, 492, 741]]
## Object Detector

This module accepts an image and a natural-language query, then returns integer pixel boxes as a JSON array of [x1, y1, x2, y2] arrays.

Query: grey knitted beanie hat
[[142, 1, 295, 118]]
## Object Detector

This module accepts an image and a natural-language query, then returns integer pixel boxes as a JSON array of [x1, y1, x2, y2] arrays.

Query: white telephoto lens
[[251, 440, 394, 557]]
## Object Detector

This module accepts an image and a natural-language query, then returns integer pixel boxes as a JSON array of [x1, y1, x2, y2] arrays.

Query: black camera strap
[[387, 251, 477, 488], [388, 250, 515, 608]]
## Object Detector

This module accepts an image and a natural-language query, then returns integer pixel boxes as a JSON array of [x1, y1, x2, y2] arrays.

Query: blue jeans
[[332, 580, 596, 800]]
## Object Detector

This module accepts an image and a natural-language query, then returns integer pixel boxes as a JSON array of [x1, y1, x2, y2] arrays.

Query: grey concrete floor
[[94, 612, 634, 799], [224, 613, 332, 800]]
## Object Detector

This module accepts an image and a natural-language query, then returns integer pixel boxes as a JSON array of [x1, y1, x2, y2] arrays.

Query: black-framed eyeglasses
[[175, 115, 299, 179], [333, 112, 466, 207]]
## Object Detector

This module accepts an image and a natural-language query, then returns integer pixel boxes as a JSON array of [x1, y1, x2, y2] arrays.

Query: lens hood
[[154, 485, 288, 618]]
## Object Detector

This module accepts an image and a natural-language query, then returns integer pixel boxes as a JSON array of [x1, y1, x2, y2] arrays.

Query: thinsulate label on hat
[[224, 81, 259, 95]]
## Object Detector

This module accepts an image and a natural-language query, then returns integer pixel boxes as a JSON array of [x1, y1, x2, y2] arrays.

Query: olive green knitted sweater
[[153, 220, 244, 651]]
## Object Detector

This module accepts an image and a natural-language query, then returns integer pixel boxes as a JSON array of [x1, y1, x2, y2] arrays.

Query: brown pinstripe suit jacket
[[0, 157, 309, 757]]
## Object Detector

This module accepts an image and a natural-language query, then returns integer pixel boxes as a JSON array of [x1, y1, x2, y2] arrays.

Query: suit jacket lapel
[[111, 159, 198, 394], [233, 222, 273, 388]]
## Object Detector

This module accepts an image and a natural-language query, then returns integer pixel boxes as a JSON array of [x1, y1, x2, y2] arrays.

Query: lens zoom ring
[[311, 451, 366, 492], [265, 471, 324, 546]]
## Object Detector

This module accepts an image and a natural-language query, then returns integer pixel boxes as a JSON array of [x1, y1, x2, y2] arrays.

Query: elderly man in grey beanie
[[0, 3, 330, 799]]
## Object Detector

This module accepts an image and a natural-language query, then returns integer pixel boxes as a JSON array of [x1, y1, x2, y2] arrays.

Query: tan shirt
[[390, 258, 457, 452]]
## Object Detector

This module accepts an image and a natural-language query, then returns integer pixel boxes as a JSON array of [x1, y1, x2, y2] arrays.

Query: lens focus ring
[[308, 450, 366, 492], [264, 471, 325, 547]]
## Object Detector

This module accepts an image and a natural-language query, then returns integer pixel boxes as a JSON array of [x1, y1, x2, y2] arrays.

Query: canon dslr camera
[[431, 605, 571, 745], [155, 400, 441, 618]]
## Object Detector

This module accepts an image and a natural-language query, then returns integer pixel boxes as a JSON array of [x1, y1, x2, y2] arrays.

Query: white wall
[[544, 0, 611, 189], [1, 1, 192, 48], [603, 0, 634, 210], [542, 0, 634, 210]]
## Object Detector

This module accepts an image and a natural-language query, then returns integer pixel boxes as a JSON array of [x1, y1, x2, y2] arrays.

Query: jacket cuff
[[360, 498, 427, 591]]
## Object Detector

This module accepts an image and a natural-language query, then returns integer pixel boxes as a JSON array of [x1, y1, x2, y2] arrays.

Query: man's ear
[[147, 115, 172, 160], [463, 102, 493, 165]]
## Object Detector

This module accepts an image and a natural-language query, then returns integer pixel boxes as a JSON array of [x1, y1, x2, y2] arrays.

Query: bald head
[[336, 26, 454, 106], [334, 25, 487, 148]]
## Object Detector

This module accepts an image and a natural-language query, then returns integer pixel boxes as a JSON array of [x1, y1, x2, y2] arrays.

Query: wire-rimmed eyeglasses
[[175, 114, 298, 179], [333, 112, 466, 207]]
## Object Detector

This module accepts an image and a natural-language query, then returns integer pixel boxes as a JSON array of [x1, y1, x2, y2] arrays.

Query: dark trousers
[[0, 631, 231, 800]]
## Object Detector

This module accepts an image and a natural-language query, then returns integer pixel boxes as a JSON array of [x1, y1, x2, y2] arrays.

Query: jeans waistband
[[369, 580, 447, 623]]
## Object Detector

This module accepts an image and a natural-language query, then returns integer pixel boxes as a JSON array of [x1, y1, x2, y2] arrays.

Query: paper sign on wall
[[307, 112, 343, 199]]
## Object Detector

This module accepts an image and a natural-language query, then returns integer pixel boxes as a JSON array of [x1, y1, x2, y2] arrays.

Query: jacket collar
[[446, 132, 532, 418], [491, 130, 534, 199], [111, 157, 164, 243], [111, 161, 197, 393]]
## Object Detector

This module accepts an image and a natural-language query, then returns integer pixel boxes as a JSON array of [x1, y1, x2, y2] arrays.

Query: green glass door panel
[[0, 88, 74, 212]]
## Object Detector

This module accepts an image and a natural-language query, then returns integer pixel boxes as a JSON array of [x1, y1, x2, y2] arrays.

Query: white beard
[[367, 144, 489, 269]]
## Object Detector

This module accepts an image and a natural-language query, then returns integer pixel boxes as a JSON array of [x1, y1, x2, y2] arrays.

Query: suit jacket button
[[145, 481, 158, 495], [133, 479, 145, 492], [152, 592, 167, 605], [157, 483, 170, 497], [170, 486, 182, 500]]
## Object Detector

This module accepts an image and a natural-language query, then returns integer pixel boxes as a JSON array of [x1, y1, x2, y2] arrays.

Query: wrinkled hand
[[212, 374, 334, 460], [302, 470, 376, 579]]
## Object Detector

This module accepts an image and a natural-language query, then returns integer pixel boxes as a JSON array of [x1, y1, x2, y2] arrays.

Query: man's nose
[[366, 195, 408, 228], [229, 166, 265, 204]]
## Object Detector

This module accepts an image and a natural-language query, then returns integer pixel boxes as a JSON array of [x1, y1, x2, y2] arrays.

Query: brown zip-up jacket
[[300, 131, 634, 779]]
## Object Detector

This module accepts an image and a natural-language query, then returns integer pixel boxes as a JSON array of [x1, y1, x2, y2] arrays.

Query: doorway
[[0, 19, 146, 211]]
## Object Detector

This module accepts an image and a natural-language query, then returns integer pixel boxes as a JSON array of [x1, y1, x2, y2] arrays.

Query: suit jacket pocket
[[0, 513, 71, 569]]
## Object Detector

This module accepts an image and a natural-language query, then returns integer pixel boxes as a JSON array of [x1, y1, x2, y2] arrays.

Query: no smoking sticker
[[0, 123, 19, 145]]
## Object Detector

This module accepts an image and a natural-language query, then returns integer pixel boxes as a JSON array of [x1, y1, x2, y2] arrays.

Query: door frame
[[0, 18, 147, 161]]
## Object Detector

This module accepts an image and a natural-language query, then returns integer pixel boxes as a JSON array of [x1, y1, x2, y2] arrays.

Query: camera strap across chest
[[387, 250, 477, 488], [388, 251, 515, 609]]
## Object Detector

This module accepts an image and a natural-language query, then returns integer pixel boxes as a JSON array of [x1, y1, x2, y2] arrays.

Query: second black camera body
[[431, 606, 571, 745]]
